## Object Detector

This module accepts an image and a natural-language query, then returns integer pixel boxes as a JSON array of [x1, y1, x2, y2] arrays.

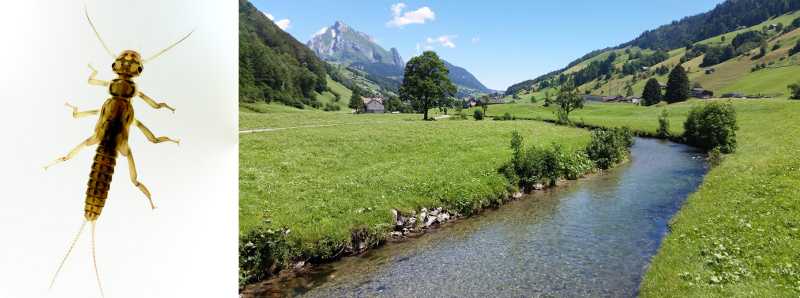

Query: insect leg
[[137, 91, 175, 112], [134, 119, 180, 145], [44, 136, 99, 170], [90, 220, 105, 298], [49, 220, 88, 290], [119, 144, 155, 209], [65, 102, 99, 119], [87, 64, 110, 87]]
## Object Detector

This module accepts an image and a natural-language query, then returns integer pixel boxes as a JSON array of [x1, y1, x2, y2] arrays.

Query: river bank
[[242, 138, 707, 297]]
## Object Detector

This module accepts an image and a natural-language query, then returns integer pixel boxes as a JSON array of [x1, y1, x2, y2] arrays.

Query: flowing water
[[246, 138, 707, 297]]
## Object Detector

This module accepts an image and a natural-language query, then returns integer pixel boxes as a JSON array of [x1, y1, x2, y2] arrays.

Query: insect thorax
[[109, 78, 137, 98]]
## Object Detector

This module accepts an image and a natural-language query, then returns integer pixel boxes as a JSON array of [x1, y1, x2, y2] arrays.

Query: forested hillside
[[506, 0, 800, 98], [239, 0, 328, 108], [507, 0, 800, 95]]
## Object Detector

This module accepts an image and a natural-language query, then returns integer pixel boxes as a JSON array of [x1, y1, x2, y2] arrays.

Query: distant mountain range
[[308, 21, 494, 96]]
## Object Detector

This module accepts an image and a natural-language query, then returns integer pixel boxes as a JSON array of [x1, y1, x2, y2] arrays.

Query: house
[[625, 97, 642, 105], [602, 95, 624, 102], [705, 68, 716, 75], [658, 83, 668, 90], [362, 97, 385, 113], [464, 97, 480, 108], [583, 95, 603, 102], [691, 88, 714, 99]]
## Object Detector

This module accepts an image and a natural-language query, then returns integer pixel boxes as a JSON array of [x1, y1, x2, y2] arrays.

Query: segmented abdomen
[[84, 143, 117, 221], [84, 109, 124, 221]]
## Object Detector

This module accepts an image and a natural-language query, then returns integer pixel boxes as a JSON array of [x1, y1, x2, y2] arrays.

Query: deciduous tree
[[399, 51, 457, 120]]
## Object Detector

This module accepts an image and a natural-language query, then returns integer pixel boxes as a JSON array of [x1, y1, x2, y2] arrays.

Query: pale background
[[0, 1, 238, 297]]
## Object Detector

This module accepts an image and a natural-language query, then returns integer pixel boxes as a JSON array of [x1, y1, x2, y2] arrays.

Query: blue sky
[[252, 0, 725, 91]]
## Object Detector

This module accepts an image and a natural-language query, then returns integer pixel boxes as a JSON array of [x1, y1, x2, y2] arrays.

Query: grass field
[[240, 102, 418, 129], [240, 103, 590, 262], [497, 98, 800, 296]]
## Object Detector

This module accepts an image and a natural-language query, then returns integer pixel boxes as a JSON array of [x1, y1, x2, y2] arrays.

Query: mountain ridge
[[307, 20, 493, 95]]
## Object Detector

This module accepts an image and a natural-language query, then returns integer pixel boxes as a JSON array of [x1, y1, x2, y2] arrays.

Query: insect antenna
[[91, 220, 105, 298], [49, 220, 88, 290], [143, 29, 195, 64], [84, 5, 116, 59]]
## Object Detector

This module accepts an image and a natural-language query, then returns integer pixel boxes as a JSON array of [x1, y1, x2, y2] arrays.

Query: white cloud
[[391, 3, 406, 16], [471, 36, 480, 44], [312, 27, 328, 37], [275, 19, 291, 30], [426, 35, 457, 48], [259, 9, 290, 31], [387, 3, 435, 28]]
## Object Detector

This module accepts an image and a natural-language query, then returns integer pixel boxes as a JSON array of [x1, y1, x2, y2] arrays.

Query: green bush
[[239, 227, 293, 286], [708, 147, 724, 167], [473, 109, 484, 120], [555, 146, 594, 180], [585, 127, 634, 170], [683, 102, 738, 153], [789, 83, 800, 100], [500, 132, 594, 190], [494, 112, 514, 121], [657, 109, 670, 138], [323, 102, 341, 111]]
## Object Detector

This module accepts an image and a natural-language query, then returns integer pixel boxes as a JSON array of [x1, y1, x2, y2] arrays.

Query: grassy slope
[[510, 11, 800, 100], [240, 104, 590, 259], [314, 76, 354, 110], [498, 99, 800, 296]]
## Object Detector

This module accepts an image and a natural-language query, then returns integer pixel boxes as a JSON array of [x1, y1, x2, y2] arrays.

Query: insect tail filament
[[49, 220, 88, 290], [91, 220, 105, 298]]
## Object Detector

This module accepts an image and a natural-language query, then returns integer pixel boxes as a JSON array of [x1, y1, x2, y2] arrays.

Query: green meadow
[[240, 105, 589, 259], [491, 98, 800, 296]]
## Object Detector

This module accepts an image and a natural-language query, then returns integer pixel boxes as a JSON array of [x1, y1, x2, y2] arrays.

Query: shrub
[[556, 147, 594, 180], [585, 128, 634, 170], [708, 147, 724, 167], [683, 102, 738, 153], [789, 83, 800, 100], [323, 102, 341, 111], [473, 109, 484, 120], [500, 133, 595, 190], [657, 109, 670, 138], [239, 227, 293, 286]]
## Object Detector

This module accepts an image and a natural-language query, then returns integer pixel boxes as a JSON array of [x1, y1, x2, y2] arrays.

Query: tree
[[348, 88, 365, 113], [791, 40, 800, 56], [554, 78, 584, 124], [625, 84, 634, 97], [399, 51, 457, 120], [543, 91, 552, 107], [665, 65, 690, 103], [479, 95, 490, 114], [642, 78, 662, 106]]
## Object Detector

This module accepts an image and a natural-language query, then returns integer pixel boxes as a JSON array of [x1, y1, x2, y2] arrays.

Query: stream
[[245, 138, 707, 297]]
